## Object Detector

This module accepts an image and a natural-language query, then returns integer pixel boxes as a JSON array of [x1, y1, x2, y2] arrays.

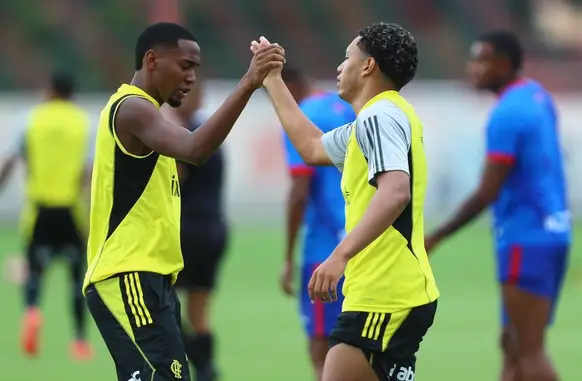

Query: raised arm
[[263, 75, 336, 166], [119, 44, 285, 165]]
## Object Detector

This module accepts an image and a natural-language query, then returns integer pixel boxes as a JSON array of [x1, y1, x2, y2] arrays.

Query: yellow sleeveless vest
[[341, 91, 439, 312], [83, 84, 183, 293]]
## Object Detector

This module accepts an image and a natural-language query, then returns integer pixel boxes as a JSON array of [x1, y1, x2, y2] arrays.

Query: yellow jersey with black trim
[[23, 99, 90, 207], [321, 90, 439, 313], [82, 84, 183, 293]]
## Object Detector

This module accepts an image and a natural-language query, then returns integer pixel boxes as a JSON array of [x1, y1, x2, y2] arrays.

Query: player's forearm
[[264, 77, 325, 164], [0, 156, 17, 193], [285, 189, 307, 262], [432, 191, 490, 240], [331, 185, 410, 262], [189, 79, 255, 164]]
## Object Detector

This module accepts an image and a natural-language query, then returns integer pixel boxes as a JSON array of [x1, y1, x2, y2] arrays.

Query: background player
[[426, 30, 570, 381], [83, 23, 284, 381], [253, 23, 439, 381], [0, 72, 93, 360], [161, 81, 228, 381], [279, 64, 355, 381]]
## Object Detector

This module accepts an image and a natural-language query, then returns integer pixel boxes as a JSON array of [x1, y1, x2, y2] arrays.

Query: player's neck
[[352, 84, 393, 114], [130, 72, 164, 105], [494, 74, 524, 96]]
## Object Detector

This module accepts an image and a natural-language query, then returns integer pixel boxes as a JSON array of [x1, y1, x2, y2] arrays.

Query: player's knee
[[500, 329, 517, 359]]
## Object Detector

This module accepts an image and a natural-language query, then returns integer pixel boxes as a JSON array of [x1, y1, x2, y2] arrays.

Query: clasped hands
[[243, 36, 286, 89]]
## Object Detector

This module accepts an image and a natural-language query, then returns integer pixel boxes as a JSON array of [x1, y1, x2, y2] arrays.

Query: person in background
[[162, 81, 228, 381], [0, 72, 93, 360], [426, 30, 570, 381], [279, 64, 355, 381]]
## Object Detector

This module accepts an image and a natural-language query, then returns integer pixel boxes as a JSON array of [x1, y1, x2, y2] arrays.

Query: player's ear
[[144, 49, 159, 70], [362, 56, 376, 77]]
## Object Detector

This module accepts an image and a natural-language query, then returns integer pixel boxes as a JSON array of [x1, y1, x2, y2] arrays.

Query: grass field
[[1, 223, 581, 381]]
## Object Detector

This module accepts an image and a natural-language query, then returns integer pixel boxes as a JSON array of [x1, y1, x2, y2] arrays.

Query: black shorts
[[85, 272, 190, 381], [330, 300, 437, 381], [174, 221, 228, 290], [26, 206, 84, 271]]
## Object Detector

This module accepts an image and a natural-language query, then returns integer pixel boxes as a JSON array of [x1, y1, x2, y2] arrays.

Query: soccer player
[[279, 64, 355, 381], [252, 23, 439, 381], [161, 82, 228, 381], [425, 30, 570, 381], [82, 22, 284, 381], [0, 72, 93, 360]]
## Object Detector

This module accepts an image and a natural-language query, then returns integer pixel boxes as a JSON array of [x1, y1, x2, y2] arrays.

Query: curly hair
[[357, 23, 418, 90]]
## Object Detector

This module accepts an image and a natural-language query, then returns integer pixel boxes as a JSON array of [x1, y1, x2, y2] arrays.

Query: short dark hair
[[357, 22, 418, 90], [477, 29, 523, 70], [50, 72, 75, 99], [281, 62, 306, 84], [134, 22, 197, 70]]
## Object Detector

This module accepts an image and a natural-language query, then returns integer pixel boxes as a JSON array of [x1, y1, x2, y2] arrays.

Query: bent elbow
[[390, 179, 411, 209], [186, 146, 211, 166], [397, 187, 411, 208], [191, 155, 208, 166], [303, 154, 319, 166]]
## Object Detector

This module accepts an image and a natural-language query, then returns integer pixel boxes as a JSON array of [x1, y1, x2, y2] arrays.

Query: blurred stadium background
[[1, 0, 582, 380]]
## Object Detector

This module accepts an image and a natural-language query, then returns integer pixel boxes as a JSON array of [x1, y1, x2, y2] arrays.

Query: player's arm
[[119, 44, 285, 165], [159, 104, 190, 182], [281, 129, 314, 294], [263, 76, 338, 166], [426, 111, 518, 251], [329, 105, 412, 262], [0, 154, 18, 194], [116, 84, 250, 165], [0, 126, 25, 194]]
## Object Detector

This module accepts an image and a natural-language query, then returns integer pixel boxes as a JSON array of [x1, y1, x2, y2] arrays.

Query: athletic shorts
[[330, 300, 437, 381], [24, 206, 85, 271], [85, 272, 190, 381], [497, 244, 569, 325], [174, 221, 228, 290], [300, 263, 344, 338]]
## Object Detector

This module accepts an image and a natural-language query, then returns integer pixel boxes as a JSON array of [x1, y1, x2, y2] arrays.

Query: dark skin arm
[[116, 44, 285, 165], [116, 83, 253, 165], [281, 174, 311, 296], [0, 155, 18, 194], [425, 160, 513, 252], [308, 170, 411, 302]]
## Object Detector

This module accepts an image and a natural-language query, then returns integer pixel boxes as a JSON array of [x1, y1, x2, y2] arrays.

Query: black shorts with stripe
[[330, 300, 437, 381], [85, 272, 190, 381]]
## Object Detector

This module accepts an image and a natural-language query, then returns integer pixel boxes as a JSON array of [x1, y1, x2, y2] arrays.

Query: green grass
[[1, 223, 581, 381]]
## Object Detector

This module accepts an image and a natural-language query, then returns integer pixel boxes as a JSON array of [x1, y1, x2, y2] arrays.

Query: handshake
[[243, 36, 287, 90]]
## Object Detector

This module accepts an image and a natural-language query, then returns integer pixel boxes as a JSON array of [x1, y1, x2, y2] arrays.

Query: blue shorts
[[496, 244, 569, 326], [300, 263, 344, 338]]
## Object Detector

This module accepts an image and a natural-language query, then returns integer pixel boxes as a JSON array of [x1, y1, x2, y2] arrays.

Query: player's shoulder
[[493, 80, 552, 120], [358, 99, 404, 119], [113, 96, 160, 131], [356, 99, 409, 131], [499, 80, 552, 107]]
